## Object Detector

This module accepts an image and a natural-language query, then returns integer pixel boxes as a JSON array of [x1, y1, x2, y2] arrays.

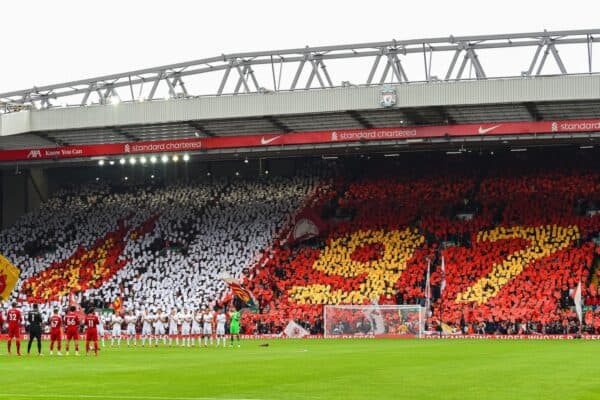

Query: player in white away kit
[[125, 310, 137, 347], [191, 309, 202, 347], [215, 309, 227, 348], [97, 311, 106, 348], [202, 308, 214, 347], [168, 308, 180, 347], [154, 308, 167, 346], [110, 313, 123, 347], [180, 308, 192, 347], [141, 308, 153, 347]]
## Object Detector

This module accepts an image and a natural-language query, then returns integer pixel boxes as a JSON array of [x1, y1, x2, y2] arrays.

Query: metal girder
[[80, 83, 95, 106], [33, 132, 66, 147], [445, 43, 486, 80], [525, 37, 569, 76], [218, 60, 262, 95], [1, 29, 599, 112], [289, 54, 334, 90], [187, 121, 215, 137], [380, 51, 408, 84], [147, 71, 164, 100], [112, 127, 138, 142], [523, 102, 543, 120], [431, 106, 455, 124], [346, 111, 373, 129], [367, 48, 410, 84], [264, 116, 292, 133], [398, 108, 423, 125]]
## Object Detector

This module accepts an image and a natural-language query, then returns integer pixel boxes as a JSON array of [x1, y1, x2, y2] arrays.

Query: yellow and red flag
[[222, 277, 258, 311], [112, 296, 123, 314], [0, 254, 20, 301], [112, 284, 125, 314]]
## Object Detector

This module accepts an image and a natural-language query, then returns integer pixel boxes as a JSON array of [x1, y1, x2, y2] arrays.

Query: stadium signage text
[[423, 334, 600, 340], [3, 334, 600, 340], [126, 141, 203, 153], [2, 118, 600, 162]]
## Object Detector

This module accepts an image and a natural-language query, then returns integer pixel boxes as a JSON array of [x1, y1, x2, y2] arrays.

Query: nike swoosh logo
[[478, 125, 502, 134], [261, 136, 281, 145]]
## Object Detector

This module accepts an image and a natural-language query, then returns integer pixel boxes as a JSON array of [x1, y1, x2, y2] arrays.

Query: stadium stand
[[239, 156, 600, 335], [0, 174, 320, 321], [1, 154, 600, 336]]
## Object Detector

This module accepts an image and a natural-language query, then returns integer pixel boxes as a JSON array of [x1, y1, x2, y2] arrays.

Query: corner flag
[[0, 254, 20, 301]]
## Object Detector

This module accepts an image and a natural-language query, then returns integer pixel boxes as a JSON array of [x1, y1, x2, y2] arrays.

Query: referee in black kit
[[27, 303, 43, 355]]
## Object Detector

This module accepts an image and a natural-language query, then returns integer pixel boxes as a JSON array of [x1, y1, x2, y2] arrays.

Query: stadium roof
[[2, 97, 600, 148], [0, 29, 599, 163]]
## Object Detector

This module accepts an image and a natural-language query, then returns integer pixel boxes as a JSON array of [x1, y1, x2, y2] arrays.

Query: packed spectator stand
[[1, 151, 600, 336]]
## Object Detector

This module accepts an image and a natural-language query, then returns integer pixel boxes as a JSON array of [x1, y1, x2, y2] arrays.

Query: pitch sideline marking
[[2, 394, 264, 400]]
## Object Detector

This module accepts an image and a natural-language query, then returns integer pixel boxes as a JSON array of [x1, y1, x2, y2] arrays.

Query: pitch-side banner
[[2, 118, 599, 162]]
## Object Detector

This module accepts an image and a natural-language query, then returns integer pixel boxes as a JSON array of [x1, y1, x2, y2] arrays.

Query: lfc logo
[[380, 84, 397, 108]]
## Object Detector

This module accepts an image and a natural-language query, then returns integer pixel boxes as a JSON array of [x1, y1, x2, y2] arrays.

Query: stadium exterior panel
[[2, 74, 600, 140]]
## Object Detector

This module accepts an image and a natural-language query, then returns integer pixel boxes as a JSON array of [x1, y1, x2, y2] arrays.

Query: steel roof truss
[[526, 37, 569, 76]]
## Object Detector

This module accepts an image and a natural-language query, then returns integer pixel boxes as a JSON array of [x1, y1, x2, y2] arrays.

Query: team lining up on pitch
[[1, 302, 243, 356]]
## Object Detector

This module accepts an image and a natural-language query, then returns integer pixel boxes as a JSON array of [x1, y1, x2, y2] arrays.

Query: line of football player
[[1, 303, 240, 356]]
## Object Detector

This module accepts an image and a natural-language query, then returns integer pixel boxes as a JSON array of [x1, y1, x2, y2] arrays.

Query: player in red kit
[[7, 302, 23, 356], [49, 308, 63, 356], [84, 309, 100, 356], [64, 305, 81, 356]]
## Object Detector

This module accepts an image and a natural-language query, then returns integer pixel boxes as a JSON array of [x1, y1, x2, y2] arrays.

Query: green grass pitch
[[1, 339, 599, 400]]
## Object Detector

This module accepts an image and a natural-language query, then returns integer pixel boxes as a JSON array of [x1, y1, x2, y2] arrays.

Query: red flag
[[222, 277, 258, 311]]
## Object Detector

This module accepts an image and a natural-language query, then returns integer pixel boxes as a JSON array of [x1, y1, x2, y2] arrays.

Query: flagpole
[[579, 281, 583, 338], [440, 254, 445, 337], [424, 258, 431, 335]]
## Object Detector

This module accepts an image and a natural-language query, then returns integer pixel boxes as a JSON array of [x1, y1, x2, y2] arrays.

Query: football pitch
[[1, 339, 599, 400]]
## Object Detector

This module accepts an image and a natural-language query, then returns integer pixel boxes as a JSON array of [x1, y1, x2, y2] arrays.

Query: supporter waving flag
[[0, 254, 20, 301], [68, 293, 86, 321], [112, 285, 125, 314], [112, 296, 123, 315], [222, 277, 258, 312]]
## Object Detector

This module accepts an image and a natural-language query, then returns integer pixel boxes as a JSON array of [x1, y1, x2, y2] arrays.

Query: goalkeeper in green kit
[[229, 308, 241, 347]]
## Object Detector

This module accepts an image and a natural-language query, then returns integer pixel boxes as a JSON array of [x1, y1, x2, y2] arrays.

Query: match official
[[27, 304, 43, 356]]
